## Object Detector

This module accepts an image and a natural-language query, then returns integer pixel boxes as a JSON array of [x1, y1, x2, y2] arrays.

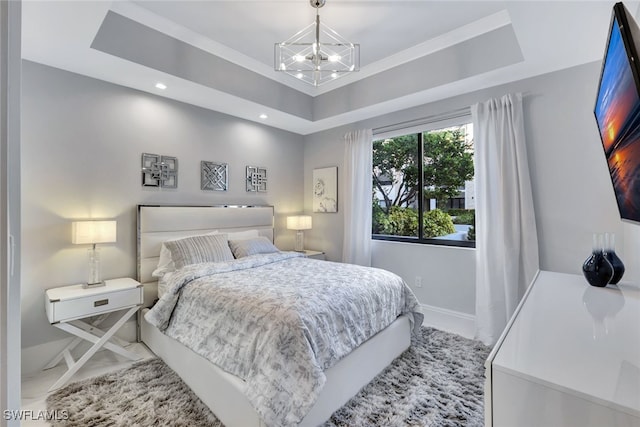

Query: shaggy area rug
[[47, 327, 490, 427]]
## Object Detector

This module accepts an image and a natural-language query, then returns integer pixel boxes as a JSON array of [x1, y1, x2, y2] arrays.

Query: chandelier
[[274, 0, 360, 87]]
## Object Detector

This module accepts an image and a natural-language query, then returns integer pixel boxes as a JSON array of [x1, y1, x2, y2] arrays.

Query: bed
[[137, 204, 422, 427]]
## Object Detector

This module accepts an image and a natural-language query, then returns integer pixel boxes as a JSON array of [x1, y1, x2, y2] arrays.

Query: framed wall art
[[201, 161, 228, 191], [313, 166, 337, 213], [141, 153, 178, 188], [246, 166, 267, 192]]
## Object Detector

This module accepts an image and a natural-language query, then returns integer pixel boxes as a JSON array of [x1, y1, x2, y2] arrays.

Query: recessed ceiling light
[[155, 83, 167, 90], [259, 114, 268, 120]]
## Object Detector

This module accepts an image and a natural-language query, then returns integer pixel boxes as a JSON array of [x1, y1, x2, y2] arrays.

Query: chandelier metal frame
[[274, 0, 360, 87]]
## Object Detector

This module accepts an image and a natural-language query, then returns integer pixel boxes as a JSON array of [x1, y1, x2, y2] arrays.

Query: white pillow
[[152, 244, 175, 278]]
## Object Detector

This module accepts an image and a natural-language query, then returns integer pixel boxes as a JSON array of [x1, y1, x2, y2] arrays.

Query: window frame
[[372, 117, 476, 249]]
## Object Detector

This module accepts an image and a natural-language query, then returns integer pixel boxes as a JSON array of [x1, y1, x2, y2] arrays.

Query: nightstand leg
[[43, 337, 83, 370], [48, 306, 139, 391], [43, 313, 134, 370], [60, 322, 140, 360], [72, 319, 132, 349]]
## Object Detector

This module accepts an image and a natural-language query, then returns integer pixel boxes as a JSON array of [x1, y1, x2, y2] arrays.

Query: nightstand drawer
[[46, 285, 142, 324]]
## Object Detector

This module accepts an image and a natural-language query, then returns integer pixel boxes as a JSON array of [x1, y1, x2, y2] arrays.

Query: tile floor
[[20, 343, 155, 426]]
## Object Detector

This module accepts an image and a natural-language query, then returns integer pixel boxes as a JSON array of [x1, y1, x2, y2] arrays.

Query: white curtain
[[342, 129, 373, 266], [472, 93, 539, 346]]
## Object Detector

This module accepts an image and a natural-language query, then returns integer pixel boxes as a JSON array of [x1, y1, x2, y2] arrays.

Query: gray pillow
[[164, 234, 234, 269], [228, 236, 279, 259]]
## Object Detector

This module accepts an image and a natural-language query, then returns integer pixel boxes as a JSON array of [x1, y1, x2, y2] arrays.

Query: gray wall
[[21, 57, 640, 353], [304, 61, 633, 315], [21, 61, 304, 350]]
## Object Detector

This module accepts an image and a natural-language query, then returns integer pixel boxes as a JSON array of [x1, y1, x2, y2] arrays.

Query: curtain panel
[[472, 93, 540, 346], [342, 129, 373, 266]]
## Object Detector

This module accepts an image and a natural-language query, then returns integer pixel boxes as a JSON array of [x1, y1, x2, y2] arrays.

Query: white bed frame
[[137, 204, 412, 427]]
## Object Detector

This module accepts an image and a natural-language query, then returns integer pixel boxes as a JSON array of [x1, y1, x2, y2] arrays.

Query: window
[[372, 120, 475, 247]]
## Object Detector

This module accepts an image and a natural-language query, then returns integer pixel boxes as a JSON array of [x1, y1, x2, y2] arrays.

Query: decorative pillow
[[152, 231, 216, 278], [228, 236, 279, 259], [164, 234, 234, 269], [151, 230, 260, 278]]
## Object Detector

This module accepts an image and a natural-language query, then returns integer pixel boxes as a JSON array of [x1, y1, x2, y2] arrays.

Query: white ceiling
[[21, 1, 640, 135]]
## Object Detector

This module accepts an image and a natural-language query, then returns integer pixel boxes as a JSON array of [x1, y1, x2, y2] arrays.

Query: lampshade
[[72, 221, 117, 245], [287, 215, 312, 231], [274, 0, 360, 87]]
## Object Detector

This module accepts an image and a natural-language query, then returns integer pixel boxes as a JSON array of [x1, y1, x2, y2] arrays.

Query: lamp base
[[294, 230, 305, 252], [82, 281, 106, 289]]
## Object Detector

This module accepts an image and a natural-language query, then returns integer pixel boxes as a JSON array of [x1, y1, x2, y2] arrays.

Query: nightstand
[[43, 277, 143, 391], [302, 250, 325, 260]]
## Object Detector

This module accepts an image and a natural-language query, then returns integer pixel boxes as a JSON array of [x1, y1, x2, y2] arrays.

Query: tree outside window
[[372, 122, 475, 246]]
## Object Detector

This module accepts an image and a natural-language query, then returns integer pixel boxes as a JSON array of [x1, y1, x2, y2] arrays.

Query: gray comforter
[[145, 252, 423, 426]]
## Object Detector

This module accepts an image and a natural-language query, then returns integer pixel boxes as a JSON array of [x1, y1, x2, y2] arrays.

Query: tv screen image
[[594, 3, 640, 224]]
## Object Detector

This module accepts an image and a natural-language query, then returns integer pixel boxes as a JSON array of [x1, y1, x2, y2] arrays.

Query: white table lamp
[[286, 215, 312, 252], [72, 220, 117, 288]]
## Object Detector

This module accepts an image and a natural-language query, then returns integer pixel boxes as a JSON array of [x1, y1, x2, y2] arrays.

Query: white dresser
[[486, 270, 640, 427]]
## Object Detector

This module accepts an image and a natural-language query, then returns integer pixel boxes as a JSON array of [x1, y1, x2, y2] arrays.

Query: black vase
[[606, 251, 625, 284], [604, 233, 625, 284], [583, 250, 614, 287]]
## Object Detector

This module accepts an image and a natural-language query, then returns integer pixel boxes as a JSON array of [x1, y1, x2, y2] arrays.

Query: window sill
[[372, 234, 476, 249]]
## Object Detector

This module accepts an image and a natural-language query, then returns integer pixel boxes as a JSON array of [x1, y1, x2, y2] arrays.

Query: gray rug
[[47, 327, 490, 427]]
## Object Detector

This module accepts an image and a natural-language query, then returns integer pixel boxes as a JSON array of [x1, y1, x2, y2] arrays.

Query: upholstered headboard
[[137, 205, 274, 308]]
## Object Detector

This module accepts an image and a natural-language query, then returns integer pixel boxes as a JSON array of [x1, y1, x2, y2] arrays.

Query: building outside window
[[372, 119, 475, 247]]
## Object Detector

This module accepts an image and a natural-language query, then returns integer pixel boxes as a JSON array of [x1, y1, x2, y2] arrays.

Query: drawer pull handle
[[94, 299, 109, 307]]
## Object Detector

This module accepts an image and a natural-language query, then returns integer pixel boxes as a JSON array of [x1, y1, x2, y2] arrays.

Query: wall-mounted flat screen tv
[[594, 2, 640, 224]]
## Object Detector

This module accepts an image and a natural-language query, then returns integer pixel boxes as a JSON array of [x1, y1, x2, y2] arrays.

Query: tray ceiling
[[21, 1, 639, 135]]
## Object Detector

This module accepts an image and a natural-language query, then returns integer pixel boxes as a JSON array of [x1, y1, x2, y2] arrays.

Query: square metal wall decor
[[141, 153, 178, 188], [246, 166, 267, 192], [201, 161, 228, 191]]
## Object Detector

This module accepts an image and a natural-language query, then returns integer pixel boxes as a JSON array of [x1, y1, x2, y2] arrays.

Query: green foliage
[[373, 205, 418, 236], [372, 202, 387, 234], [372, 135, 419, 210], [467, 214, 476, 241], [423, 209, 456, 238], [372, 205, 456, 239], [422, 129, 474, 204], [446, 208, 470, 216], [451, 210, 475, 225]]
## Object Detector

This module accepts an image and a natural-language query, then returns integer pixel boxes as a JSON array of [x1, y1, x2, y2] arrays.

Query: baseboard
[[21, 318, 137, 376], [420, 304, 476, 339]]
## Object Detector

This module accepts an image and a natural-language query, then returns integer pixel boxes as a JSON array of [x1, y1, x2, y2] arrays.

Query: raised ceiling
[[21, 1, 639, 135]]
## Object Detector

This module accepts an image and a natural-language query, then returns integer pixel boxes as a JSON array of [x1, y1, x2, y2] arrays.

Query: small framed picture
[[313, 166, 338, 212]]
